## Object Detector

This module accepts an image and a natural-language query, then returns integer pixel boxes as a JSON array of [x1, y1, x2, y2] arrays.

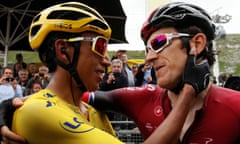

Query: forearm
[[91, 91, 120, 112], [144, 84, 195, 144]]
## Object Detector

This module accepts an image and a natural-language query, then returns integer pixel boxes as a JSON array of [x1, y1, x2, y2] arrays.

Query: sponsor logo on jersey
[[146, 84, 156, 91], [189, 137, 214, 144], [60, 117, 94, 133], [154, 105, 163, 117], [145, 123, 157, 133], [43, 93, 54, 98]]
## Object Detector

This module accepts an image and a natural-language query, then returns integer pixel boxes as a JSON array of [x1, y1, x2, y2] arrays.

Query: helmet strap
[[170, 38, 190, 94], [56, 47, 87, 93]]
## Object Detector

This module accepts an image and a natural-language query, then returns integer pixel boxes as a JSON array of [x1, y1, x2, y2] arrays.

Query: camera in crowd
[[35, 72, 44, 79], [39, 73, 44, 77], [113, 72, 120, 77], [5, 77, 15, 82]]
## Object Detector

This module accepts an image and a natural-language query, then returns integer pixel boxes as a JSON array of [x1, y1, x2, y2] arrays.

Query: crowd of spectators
[[106, 49, 157, 89], [96, 50, 157, 131], [2, 52, 239, 105], [0, 53, 50, 102], [0, 51, 157, 104]]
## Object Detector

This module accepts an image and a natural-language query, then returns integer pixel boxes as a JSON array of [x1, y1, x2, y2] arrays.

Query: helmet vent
[[61, 3, 104, 21], [32, 14, 41, 23], [88, 20, 108, 30], [31, 25, 41, 37], [47, 10, 88, 20]]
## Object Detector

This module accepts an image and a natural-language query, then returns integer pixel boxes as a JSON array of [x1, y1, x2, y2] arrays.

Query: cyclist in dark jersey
[[2, 2, 240, 144], [83, 84, 240, 143]]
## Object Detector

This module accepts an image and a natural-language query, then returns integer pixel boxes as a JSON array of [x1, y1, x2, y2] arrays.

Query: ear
[[54, 39, 70, 63], [189, 33, 207, 55]]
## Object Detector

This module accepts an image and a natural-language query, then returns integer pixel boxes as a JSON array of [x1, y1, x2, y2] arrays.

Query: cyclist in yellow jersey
[[10, 2, 124, 144], [12, 89, 122, 144]]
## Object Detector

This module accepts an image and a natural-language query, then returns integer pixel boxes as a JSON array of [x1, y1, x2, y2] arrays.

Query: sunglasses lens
[[94, 37, 108, 57], [151, 35, 167, 51]]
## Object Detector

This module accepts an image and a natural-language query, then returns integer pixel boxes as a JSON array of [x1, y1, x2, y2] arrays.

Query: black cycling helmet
[[141, 2, 215, 45]]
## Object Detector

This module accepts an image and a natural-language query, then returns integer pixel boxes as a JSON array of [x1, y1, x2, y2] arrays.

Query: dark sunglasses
[[146, 33, 192, 55], [64, 36, 108, 57]]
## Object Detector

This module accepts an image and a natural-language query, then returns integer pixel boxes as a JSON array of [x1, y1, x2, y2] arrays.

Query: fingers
[[1, 126, 26, 144], [12, 98, 24, 108]]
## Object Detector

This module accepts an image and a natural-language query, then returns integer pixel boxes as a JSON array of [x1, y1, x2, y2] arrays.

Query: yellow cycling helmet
[[29, 2, 112, 50]]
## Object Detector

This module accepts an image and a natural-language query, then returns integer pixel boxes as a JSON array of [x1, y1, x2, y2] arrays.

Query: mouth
[[96, 69, 105, 81], [154, 64, 164, 72]]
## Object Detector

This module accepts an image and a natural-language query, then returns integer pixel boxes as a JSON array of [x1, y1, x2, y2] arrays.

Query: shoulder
[[0, 84, 13, 92], [208, 85, 240, 102], [16, 84, 23, 90], [207, 85, 240, 114], [12, 90, 73, 142], [13, 90, 58, 119], [12, 91, 124, 144], [0, 84, 8, 89], [12, 89, 69, 125]]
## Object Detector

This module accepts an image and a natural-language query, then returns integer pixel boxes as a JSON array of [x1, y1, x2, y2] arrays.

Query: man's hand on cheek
[[183, 55, 210, 94]]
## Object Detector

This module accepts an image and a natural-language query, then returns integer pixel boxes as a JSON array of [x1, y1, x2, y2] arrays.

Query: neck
[[47, 71, 83, 107], [168, 84, 210, 109]]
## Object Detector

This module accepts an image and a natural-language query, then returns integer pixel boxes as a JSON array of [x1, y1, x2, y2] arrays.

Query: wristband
[[81, 91, 95, 105]]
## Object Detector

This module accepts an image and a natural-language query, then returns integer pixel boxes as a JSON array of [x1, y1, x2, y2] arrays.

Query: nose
[[102, 56, 110, 67], [145, 48, 157, 63]]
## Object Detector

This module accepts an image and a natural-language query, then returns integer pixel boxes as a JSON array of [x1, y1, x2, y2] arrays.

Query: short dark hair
[[16, 53, 23, 58], [38, 32, 81, 73], [1, 66, 13, 75]]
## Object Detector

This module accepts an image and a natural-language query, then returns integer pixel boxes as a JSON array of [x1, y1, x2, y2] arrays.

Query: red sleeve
[[82, 91, 90, 103], [109, 84, 165, 117]]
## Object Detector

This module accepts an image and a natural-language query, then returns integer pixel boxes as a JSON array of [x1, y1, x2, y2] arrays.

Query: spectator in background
[[16, 69, 29, 96], [224, 76, 240, 91], [135, 62, 156, 86], [99, 59, 128, 91], [13, 53, 27, 77], [131, 64, 139, 76], [111, 49, 126, 61], [131, 64, 139, 83], [0, 66, 23, 102], [119, 52, 135, 87], [27, 63, 38, 79], [26, 65, 49, 90], [29, 80, 43, 94]]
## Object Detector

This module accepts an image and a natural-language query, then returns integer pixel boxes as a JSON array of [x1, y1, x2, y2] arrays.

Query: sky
[[108, 0, 239, 51]]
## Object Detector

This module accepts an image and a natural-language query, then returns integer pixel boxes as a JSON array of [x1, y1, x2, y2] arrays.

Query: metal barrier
[[111, 121, 144, 144]]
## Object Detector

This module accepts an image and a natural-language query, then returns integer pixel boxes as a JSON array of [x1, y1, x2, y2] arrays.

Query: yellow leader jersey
[[12, 89, 124, 144]]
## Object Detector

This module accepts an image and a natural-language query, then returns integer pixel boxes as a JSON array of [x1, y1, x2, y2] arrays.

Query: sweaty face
[[145, 27, 188, 89], [76, 33, 110, 91]]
